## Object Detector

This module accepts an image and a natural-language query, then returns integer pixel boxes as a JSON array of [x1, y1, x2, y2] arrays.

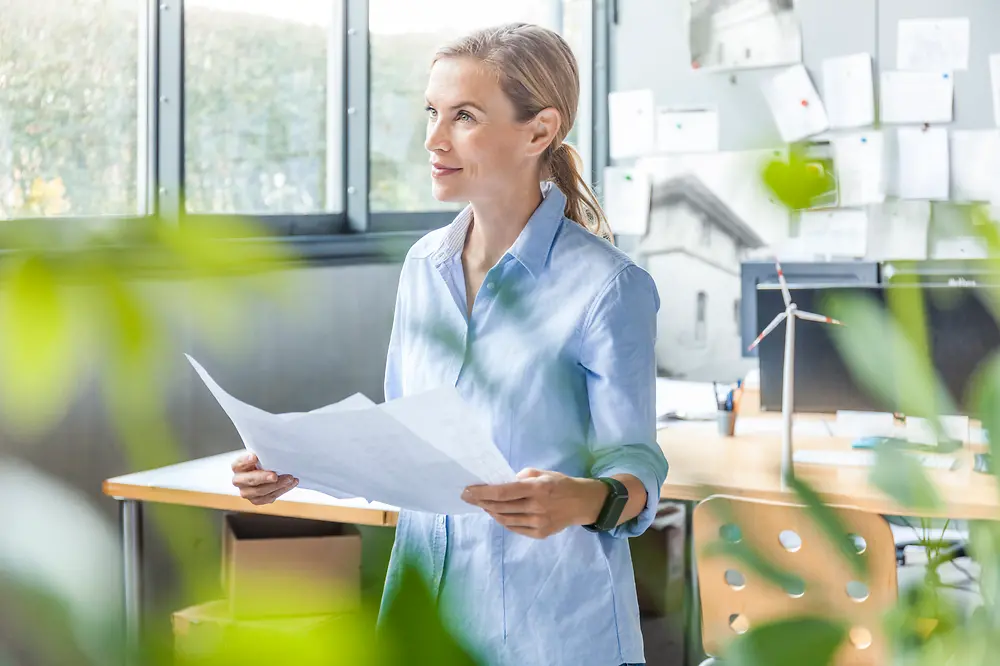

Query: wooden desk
[[102, 451, 398, 663], [656, 420, 1000, 520]]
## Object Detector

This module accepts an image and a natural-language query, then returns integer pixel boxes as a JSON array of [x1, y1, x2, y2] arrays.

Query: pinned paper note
[[798, 209, 868, 258], [869, 201, 930, 261], [991, 54, 1000, 128], [897, 127, 950, 200], [950, 130, 1000, 203], [609, 90, 655, 160], [932, 237, 988, 260], [881, 71, 954, 124], [897, 18, 970, 72], [822, 53, 875, 129], [655, 108, 719, 154], [602, 166, 651, 236], [761, 65, 829, 143], [833, 132, 886, 207]]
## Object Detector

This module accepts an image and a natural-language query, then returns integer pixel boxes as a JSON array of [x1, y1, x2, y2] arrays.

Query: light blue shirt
[[379, 182, 669, 666]]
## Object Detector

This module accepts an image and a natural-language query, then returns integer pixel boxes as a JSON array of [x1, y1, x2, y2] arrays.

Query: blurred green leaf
[[787, 475, 868, 578], [969, 353, 1000, 479], [0, 255, 83, 434], [724, 617, 846, 666], [761, 149, 836, 211], [870, 445, 942, 513], [823, 291, 957, 421], [376, 560, 480, 666]]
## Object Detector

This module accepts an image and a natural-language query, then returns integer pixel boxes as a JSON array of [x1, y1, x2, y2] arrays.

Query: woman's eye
[[457, 111, 473, 122], [425, 106, 437, 118]]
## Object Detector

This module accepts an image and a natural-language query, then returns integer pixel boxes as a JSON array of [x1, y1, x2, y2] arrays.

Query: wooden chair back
[[693, 495, 898, 666]]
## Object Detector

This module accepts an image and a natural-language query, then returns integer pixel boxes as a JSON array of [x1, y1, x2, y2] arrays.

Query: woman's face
[[423, 56, 557, 204]]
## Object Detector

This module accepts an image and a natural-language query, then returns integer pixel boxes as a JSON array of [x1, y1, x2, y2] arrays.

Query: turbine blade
[[748, 311, 788, 351], [796, 311, 844, 326], [775, 261, 791, 307]]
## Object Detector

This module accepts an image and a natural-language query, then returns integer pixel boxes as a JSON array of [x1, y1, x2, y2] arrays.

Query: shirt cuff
[[592, 462, 665, 539]]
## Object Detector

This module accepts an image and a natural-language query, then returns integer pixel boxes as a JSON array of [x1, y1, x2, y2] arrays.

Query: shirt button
[[486, 282, 495, 290]]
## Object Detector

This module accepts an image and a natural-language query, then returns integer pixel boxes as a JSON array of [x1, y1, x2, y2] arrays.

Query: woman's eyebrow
[[425, 98, 487, 114]]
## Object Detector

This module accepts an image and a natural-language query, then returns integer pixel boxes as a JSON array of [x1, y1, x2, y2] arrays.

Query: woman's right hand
[[231, 453, 299, 505]]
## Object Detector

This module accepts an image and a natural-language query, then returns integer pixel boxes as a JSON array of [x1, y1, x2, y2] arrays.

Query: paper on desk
[[833, 132, 886, 207], [950, 130, 1000, 203], [905, 416, 970, 446], [734, 417, 833, 438], [897, 18, 970, 72], [761, 65, 829, 143], [834, 411, 897, 439], [185, 355, 515, 514], [609, 90, 655, 160], [655, 108, 719, 154], [880, 71, 954, 124], [603, 166, 651, 235], [798, 209, 868, 259], [897, 127, 950, 200], [822, 53, 875, 129], [655, 377, 718, 422]]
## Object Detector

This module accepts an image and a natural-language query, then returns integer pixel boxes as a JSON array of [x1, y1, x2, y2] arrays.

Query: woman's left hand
[[462, 468, 608, 539]]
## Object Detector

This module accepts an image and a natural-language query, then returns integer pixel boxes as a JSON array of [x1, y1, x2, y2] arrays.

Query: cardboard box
[[172, 600, 357, 666], [222, 513, 361, 619]]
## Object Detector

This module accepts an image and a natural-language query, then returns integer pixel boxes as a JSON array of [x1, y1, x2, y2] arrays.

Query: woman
[[232, 23, 668, 666]]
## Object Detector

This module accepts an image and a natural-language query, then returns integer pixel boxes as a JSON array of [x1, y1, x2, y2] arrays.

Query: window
[[695, 291, 707, 342], [0, 0, 141, 219], [368, 0, 592, 214], [184, 0, 341, 214]]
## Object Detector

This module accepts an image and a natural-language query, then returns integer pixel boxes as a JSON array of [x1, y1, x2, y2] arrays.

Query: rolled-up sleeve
[[579, 263, 668, 538]]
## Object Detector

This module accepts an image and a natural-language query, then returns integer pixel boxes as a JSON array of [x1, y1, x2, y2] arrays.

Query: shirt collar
[[432, 181, 566, 279]]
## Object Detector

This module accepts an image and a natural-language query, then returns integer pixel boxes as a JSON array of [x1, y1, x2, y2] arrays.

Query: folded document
[[186, 355, 516, 514]]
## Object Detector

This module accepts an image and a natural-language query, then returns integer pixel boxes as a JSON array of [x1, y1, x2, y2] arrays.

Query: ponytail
[[547, 143, 614, 244]]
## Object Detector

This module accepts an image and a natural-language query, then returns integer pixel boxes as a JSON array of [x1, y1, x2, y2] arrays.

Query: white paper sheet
[[880, 71, 954, 124], [655, 108, 719, 154], [603, 166, 651, 235], [869, 200, 931, 261], [950, 130, 1000, 203], [991, 54, 1000, 128], [798, 209, 869, 259], [822, 53, 875, 129], [931, 236, 988, 260], [185, 355, 515, 514], [655, 377, 718, 422], [834, 411, 897, 439], [905, 416, 970, 445], [897, 127, 950, 200], [609, 90, 655, 160], [833, 132, 886, 207], [897, 18, 970, 72], [761, 65, 829, 143]]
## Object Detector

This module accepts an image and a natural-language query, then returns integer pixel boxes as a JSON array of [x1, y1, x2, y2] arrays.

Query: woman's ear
[[526, 108, 562, 158]]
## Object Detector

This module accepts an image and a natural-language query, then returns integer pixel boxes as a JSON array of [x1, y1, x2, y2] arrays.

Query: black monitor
[[756, 284, 1000, 415], [740, 261, 879, 358]]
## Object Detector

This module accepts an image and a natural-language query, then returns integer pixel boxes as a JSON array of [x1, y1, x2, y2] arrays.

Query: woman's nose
[[425, 119, 450, 152]]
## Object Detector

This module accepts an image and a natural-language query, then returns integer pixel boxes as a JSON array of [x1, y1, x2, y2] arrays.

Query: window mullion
[[345, 0, 370, 233], [156, 0, 183, 223]]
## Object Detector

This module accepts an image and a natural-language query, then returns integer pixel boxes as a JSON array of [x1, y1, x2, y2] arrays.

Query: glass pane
[[0, 0, 140, 219], [185, 0, 338, 214], [370, 0, 589, 213]]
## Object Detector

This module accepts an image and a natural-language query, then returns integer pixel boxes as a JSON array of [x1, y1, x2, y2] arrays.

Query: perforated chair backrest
[[693, 495, 897, 666]]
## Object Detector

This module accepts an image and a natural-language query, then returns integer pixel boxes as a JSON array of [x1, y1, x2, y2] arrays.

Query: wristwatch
[[583, 477, 629, 533]]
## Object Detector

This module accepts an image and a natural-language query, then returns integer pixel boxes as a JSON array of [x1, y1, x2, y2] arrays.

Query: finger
[[231, 453, 259, 473], [463, 481, 534, 503], [477, 498, 541, 515], [516, 467, 545, 480], [248, 479, 299, 505], [233, 469, 280, 488], [241, 475, 297, 499], [501, 524, 546, 539], [487, 511, 543, 529]]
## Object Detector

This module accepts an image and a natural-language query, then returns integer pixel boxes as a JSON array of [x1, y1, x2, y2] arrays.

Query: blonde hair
[[434, 23, 613, 242]]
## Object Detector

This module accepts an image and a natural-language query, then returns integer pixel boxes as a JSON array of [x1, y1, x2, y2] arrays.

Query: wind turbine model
[[748, 262, 843, 482]]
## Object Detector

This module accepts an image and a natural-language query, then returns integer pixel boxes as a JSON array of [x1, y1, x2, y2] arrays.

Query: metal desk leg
[[120, 500, 143, 666], [683, 501, 704, 666]]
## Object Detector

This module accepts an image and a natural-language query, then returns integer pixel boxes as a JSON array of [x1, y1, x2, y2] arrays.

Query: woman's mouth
[[431, 164, 462, 178]]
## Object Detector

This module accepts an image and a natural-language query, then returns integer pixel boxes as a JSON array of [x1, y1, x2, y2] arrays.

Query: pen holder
[[717, 410, 736, 437]]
